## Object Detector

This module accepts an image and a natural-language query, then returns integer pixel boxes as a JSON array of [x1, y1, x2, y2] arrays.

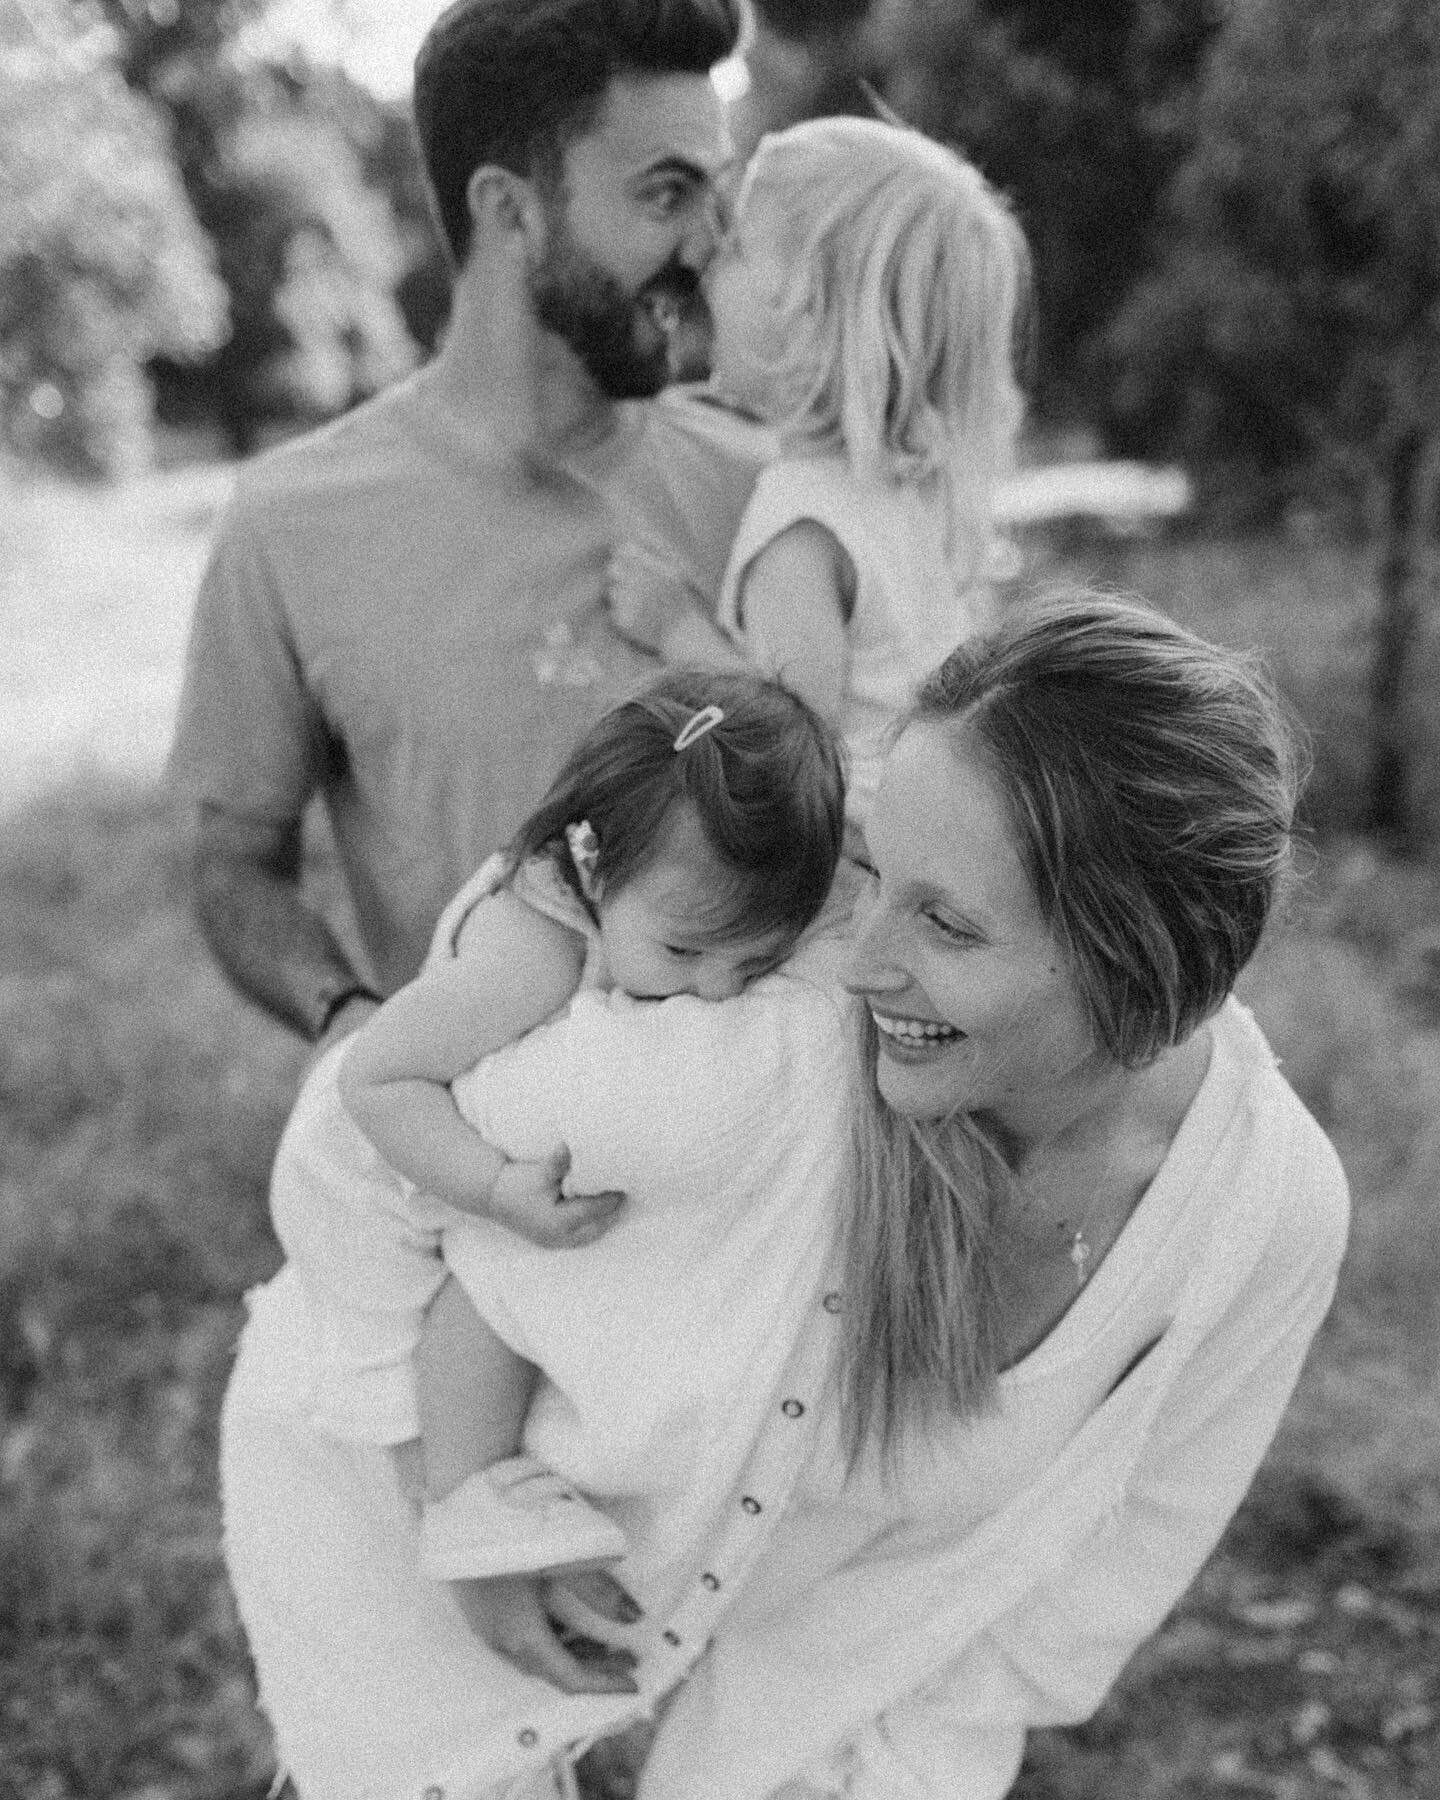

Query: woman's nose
[[843, 906, 908, 997]]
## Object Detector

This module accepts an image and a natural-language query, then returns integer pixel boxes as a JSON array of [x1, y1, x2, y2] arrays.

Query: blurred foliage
[[96, 1, 424, 455], [0, 0, 227, 478], [1102, 0, 1440, 518], [1, 0, 427, 471], [1100, 0, 1440, 841]]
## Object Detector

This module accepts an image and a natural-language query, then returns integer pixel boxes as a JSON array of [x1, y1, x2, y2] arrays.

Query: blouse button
[[517, 1729, 539, 1748], [662, 1628, 681, 1646], [423, 1788, 444, 1800], [781, 1398, 805, 1418], [822, 1290, 843, 1313], [701, 1571, 721, 1591], [741, 1495, 762, 1514]]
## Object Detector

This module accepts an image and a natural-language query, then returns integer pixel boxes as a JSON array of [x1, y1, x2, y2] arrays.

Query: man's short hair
[[413, 0, 743, 265]]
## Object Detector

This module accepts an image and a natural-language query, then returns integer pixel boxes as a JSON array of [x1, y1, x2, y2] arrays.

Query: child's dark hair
[[507, 670, 846, 945]]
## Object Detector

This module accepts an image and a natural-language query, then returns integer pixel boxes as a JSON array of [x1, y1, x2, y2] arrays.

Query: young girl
[[267, 669, 846, 1597], [611, 114, 1029, 828]]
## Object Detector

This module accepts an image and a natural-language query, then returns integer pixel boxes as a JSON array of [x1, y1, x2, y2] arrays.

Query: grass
[[1, 494, 1438, 1797]]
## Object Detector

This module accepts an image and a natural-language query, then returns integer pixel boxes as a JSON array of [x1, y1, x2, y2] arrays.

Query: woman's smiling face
[[845, 722, 1104, 1134]]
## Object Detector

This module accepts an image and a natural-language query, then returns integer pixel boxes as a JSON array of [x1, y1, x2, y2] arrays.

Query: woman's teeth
[[873, 1014, 961, 1044]]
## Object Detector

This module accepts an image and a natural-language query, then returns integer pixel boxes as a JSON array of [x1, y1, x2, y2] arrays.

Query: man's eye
[[642, 179, 693, 218], [664, 944, 702, 959]]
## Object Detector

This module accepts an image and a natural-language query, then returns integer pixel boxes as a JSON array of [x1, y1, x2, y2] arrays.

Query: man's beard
[[530, 213, 711, 399]]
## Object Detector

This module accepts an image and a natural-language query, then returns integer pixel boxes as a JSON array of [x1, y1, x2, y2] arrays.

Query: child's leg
[[415, 1275, 627, 1583], [417, 1273, 535, 1500]]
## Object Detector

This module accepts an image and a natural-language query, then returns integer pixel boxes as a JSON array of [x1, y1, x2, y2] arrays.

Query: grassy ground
[[1, 490, 1438, 1797]]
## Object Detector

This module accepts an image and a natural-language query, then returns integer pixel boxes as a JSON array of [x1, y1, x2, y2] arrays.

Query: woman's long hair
[[838, 1009, 1011, 1474]]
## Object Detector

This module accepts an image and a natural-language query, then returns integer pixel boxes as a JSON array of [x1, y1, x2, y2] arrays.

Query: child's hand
[[488, 1147, 626, 1248], [447, 1572, 639, 1695], [604, 540, 709, 654]]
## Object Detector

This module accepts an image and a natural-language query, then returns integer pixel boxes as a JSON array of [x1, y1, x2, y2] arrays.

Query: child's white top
[[717, 456, 990, 823], [266, 849, 856, 1611], [441, 868, 853, 1591]]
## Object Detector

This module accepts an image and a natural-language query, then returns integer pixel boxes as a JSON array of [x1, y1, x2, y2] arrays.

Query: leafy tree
[[94, 0, 423, 452], [0, 0, 226, 476], [193, 97, 420, 452], [1104, 0, 1440, 843]]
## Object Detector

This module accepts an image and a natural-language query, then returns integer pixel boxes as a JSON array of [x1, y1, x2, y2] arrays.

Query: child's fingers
[[554, 1188, 626, 1244], [552, 1566, 644, 1625], [451, 1576, 638, 1695]]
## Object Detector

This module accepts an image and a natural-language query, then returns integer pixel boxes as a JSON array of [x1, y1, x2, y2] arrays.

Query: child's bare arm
[[733, 519, 853, 722], [338, 890, 585, 1217]]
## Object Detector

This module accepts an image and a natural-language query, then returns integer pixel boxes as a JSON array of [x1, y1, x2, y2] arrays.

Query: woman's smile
[[870, 1008, 964, 1054]]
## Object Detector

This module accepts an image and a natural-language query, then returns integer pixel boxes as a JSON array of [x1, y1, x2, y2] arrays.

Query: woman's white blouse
[[230, 982, 1347, 1800]]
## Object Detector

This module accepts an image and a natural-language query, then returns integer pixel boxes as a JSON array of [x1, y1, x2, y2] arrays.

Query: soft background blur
[[2, 2, 1439, 1796]]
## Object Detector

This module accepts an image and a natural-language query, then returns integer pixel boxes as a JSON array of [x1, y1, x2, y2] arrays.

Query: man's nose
[[681, 186, 731, 270]]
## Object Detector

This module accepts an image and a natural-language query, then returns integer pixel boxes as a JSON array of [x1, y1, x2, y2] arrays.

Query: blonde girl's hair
[[735, 114, 1031, 591]]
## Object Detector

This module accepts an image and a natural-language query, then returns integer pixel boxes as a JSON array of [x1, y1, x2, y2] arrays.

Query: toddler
[[612, 114, 1029, 828], [268, 669, 845, 1599]]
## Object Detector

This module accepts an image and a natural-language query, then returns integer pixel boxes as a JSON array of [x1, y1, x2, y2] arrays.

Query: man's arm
[[192, 801, 380, 1045]]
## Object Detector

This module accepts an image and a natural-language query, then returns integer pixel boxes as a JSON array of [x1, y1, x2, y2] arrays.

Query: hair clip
[[673, 704, 725, 752], [564, 819, 600, 899]]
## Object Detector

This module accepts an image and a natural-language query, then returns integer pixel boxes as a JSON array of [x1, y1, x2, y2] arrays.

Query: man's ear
[[466, 165, 547, 260]]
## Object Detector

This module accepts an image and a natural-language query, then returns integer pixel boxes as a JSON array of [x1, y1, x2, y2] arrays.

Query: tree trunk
[[1367, 426, 1428, 848]]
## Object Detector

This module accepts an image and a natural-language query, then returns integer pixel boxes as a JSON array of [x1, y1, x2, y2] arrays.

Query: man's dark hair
[[413, 0, 743, 265]]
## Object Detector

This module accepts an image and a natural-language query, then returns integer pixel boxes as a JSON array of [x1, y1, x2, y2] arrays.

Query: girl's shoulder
[[425, 850, 594, 968], [748, 453, 861, 517]]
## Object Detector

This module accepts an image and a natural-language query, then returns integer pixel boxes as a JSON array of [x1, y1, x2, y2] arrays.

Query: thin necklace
[[1052, 1196, 1104, 1290]]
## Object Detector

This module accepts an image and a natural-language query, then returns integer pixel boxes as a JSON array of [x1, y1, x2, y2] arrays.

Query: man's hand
[[448, 1567, 641, 1695], [604, 540, 711, 656], [484, 1147, 626, 1247]]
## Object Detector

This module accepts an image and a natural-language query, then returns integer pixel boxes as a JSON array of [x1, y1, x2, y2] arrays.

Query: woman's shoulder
[[1214, 999, 1351, 1263]]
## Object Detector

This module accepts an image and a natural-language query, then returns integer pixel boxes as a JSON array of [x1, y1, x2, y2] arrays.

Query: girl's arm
[[732, 519, 854, 723], [338, 887, 587, 1216]]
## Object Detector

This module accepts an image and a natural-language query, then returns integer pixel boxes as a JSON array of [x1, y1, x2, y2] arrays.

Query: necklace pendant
[[1070, 1228, 1091, 1288]]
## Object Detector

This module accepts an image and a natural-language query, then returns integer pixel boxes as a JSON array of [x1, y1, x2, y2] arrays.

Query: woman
[[220, 593, 1348, 1800]]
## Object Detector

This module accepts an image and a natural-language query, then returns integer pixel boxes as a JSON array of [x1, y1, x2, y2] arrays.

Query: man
[[169, 0, 759, 1046]]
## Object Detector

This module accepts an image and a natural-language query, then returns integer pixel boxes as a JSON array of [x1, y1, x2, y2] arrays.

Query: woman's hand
[[447, 1567, 641, 1695], [488, 1146, 626, 1247]]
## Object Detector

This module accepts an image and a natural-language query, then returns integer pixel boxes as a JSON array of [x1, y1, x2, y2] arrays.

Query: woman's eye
[[925, 910, 976, 945], [664, 944, 702, 960]]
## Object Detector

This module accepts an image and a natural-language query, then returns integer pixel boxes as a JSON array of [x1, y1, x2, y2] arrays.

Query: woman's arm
[[338, 888, 586, 1218], [732, 520, 854, 723]]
